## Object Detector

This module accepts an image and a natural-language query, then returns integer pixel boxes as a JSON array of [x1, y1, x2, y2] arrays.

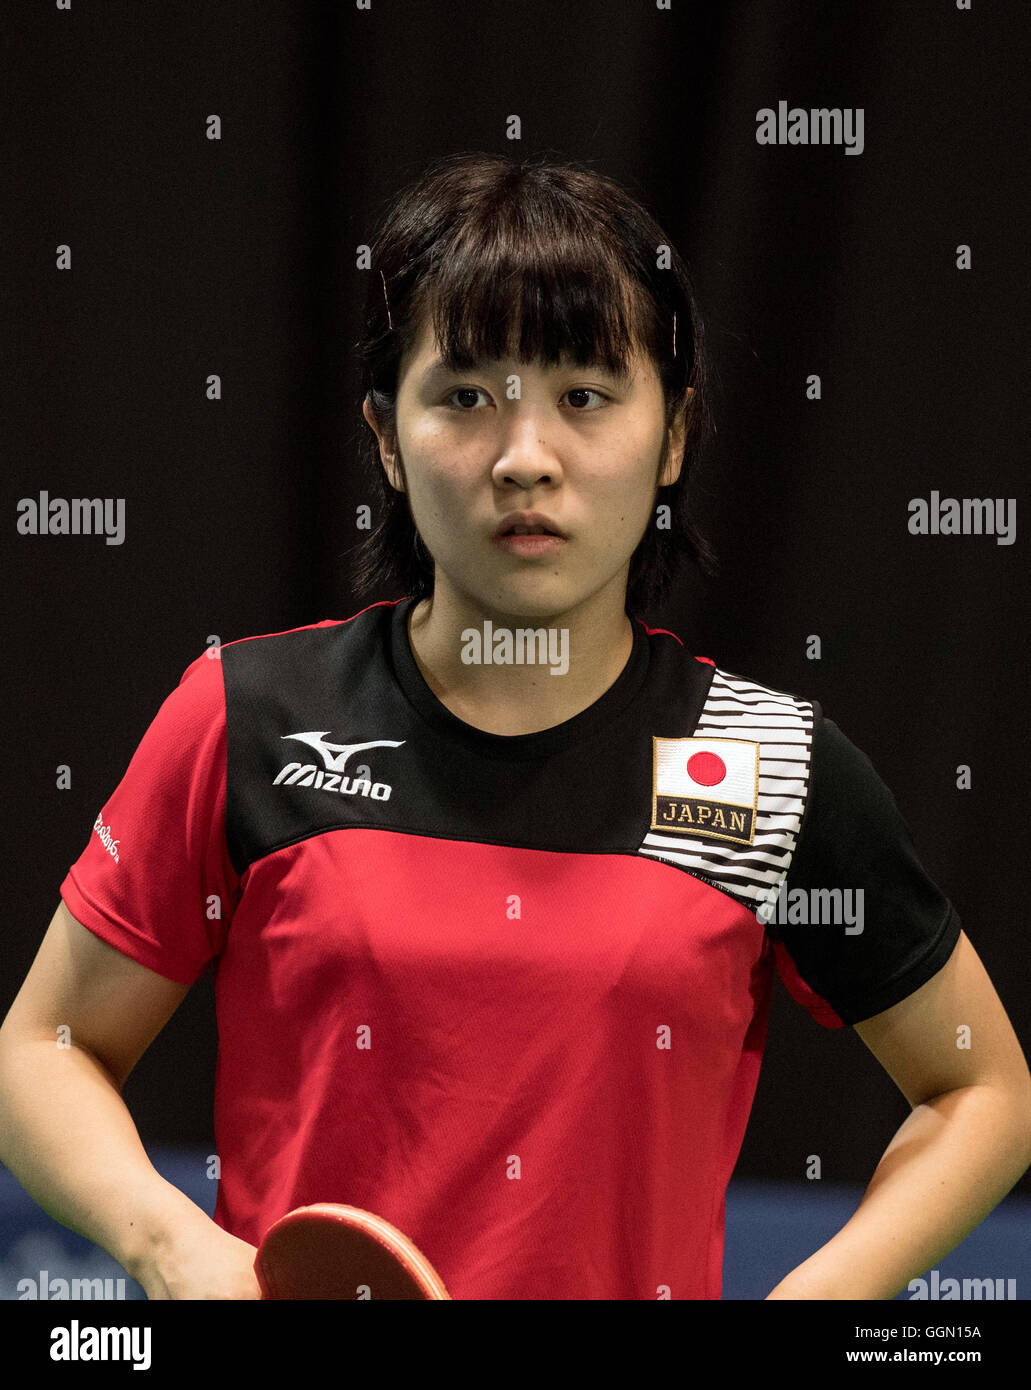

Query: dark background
[[3, 0, 1029, 1212]]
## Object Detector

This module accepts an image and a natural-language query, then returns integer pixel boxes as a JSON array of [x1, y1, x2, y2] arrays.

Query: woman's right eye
[[446, 387, 488, 410]]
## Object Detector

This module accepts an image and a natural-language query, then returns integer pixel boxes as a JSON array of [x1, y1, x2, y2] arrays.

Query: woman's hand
[[134, 1211, 262, 1300]]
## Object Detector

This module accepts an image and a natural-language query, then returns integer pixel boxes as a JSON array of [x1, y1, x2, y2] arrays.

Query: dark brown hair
[[348, 151, 718, 615]]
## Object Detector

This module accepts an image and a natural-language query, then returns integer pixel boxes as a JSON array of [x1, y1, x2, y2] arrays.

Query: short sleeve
[[767, 705, 962, 1028], [59, 650, 240, 985]]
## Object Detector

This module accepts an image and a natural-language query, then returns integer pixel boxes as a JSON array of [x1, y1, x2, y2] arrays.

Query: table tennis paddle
[[254, 1202, 452, 1300]]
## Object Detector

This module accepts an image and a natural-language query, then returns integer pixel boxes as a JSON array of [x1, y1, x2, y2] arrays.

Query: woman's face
[[363, 307, 688, 619]]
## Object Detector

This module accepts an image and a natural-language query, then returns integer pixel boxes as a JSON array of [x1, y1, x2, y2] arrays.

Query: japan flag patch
[[650, 736, 760, 846]]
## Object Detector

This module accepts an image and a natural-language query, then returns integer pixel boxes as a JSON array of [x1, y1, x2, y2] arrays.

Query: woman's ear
[[659, 386, 693, 488], [362, 396, 405, 492]]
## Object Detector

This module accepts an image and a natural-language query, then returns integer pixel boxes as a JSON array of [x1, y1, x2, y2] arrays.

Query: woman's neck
[[405, 586, 635, 736]]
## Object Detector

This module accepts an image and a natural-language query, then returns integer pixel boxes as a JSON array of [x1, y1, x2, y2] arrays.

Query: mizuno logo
[[280, 731, 405, 772], [272, 731, 405, 801]]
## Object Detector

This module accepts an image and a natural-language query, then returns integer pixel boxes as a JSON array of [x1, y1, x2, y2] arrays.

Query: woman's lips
[[491, 533, 567, 556]]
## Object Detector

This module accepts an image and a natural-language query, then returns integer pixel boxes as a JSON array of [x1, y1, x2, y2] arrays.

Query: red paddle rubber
[[254, 1202, 452, 1300]]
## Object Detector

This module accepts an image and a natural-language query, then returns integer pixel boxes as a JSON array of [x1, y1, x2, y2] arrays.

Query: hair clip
[[672, 312, 677, 359], [380, 270, 394, 331]]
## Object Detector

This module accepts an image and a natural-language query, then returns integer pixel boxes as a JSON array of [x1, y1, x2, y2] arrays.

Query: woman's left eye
[[565, 388, 607, 410]]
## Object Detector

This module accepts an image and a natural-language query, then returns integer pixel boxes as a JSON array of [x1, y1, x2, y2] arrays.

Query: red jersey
[[60, 598, 961, 1298]]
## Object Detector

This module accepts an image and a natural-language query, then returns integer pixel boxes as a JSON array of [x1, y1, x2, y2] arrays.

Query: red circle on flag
[[687, 751, 727, 786]]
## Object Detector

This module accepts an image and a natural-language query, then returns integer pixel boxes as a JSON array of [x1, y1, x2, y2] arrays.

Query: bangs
[[408, 221, 656, 383]]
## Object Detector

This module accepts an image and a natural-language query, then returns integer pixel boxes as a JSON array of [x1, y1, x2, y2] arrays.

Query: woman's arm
[[0, 900, 260, 1298], [766, 930, 1031, 1299]]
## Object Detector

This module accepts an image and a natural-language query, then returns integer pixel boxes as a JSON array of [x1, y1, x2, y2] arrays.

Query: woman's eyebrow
[[419, 357, 458, 382]]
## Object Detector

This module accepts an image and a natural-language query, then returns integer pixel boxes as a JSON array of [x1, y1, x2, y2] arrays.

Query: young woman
[[2, 152, 1029, 1301]]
